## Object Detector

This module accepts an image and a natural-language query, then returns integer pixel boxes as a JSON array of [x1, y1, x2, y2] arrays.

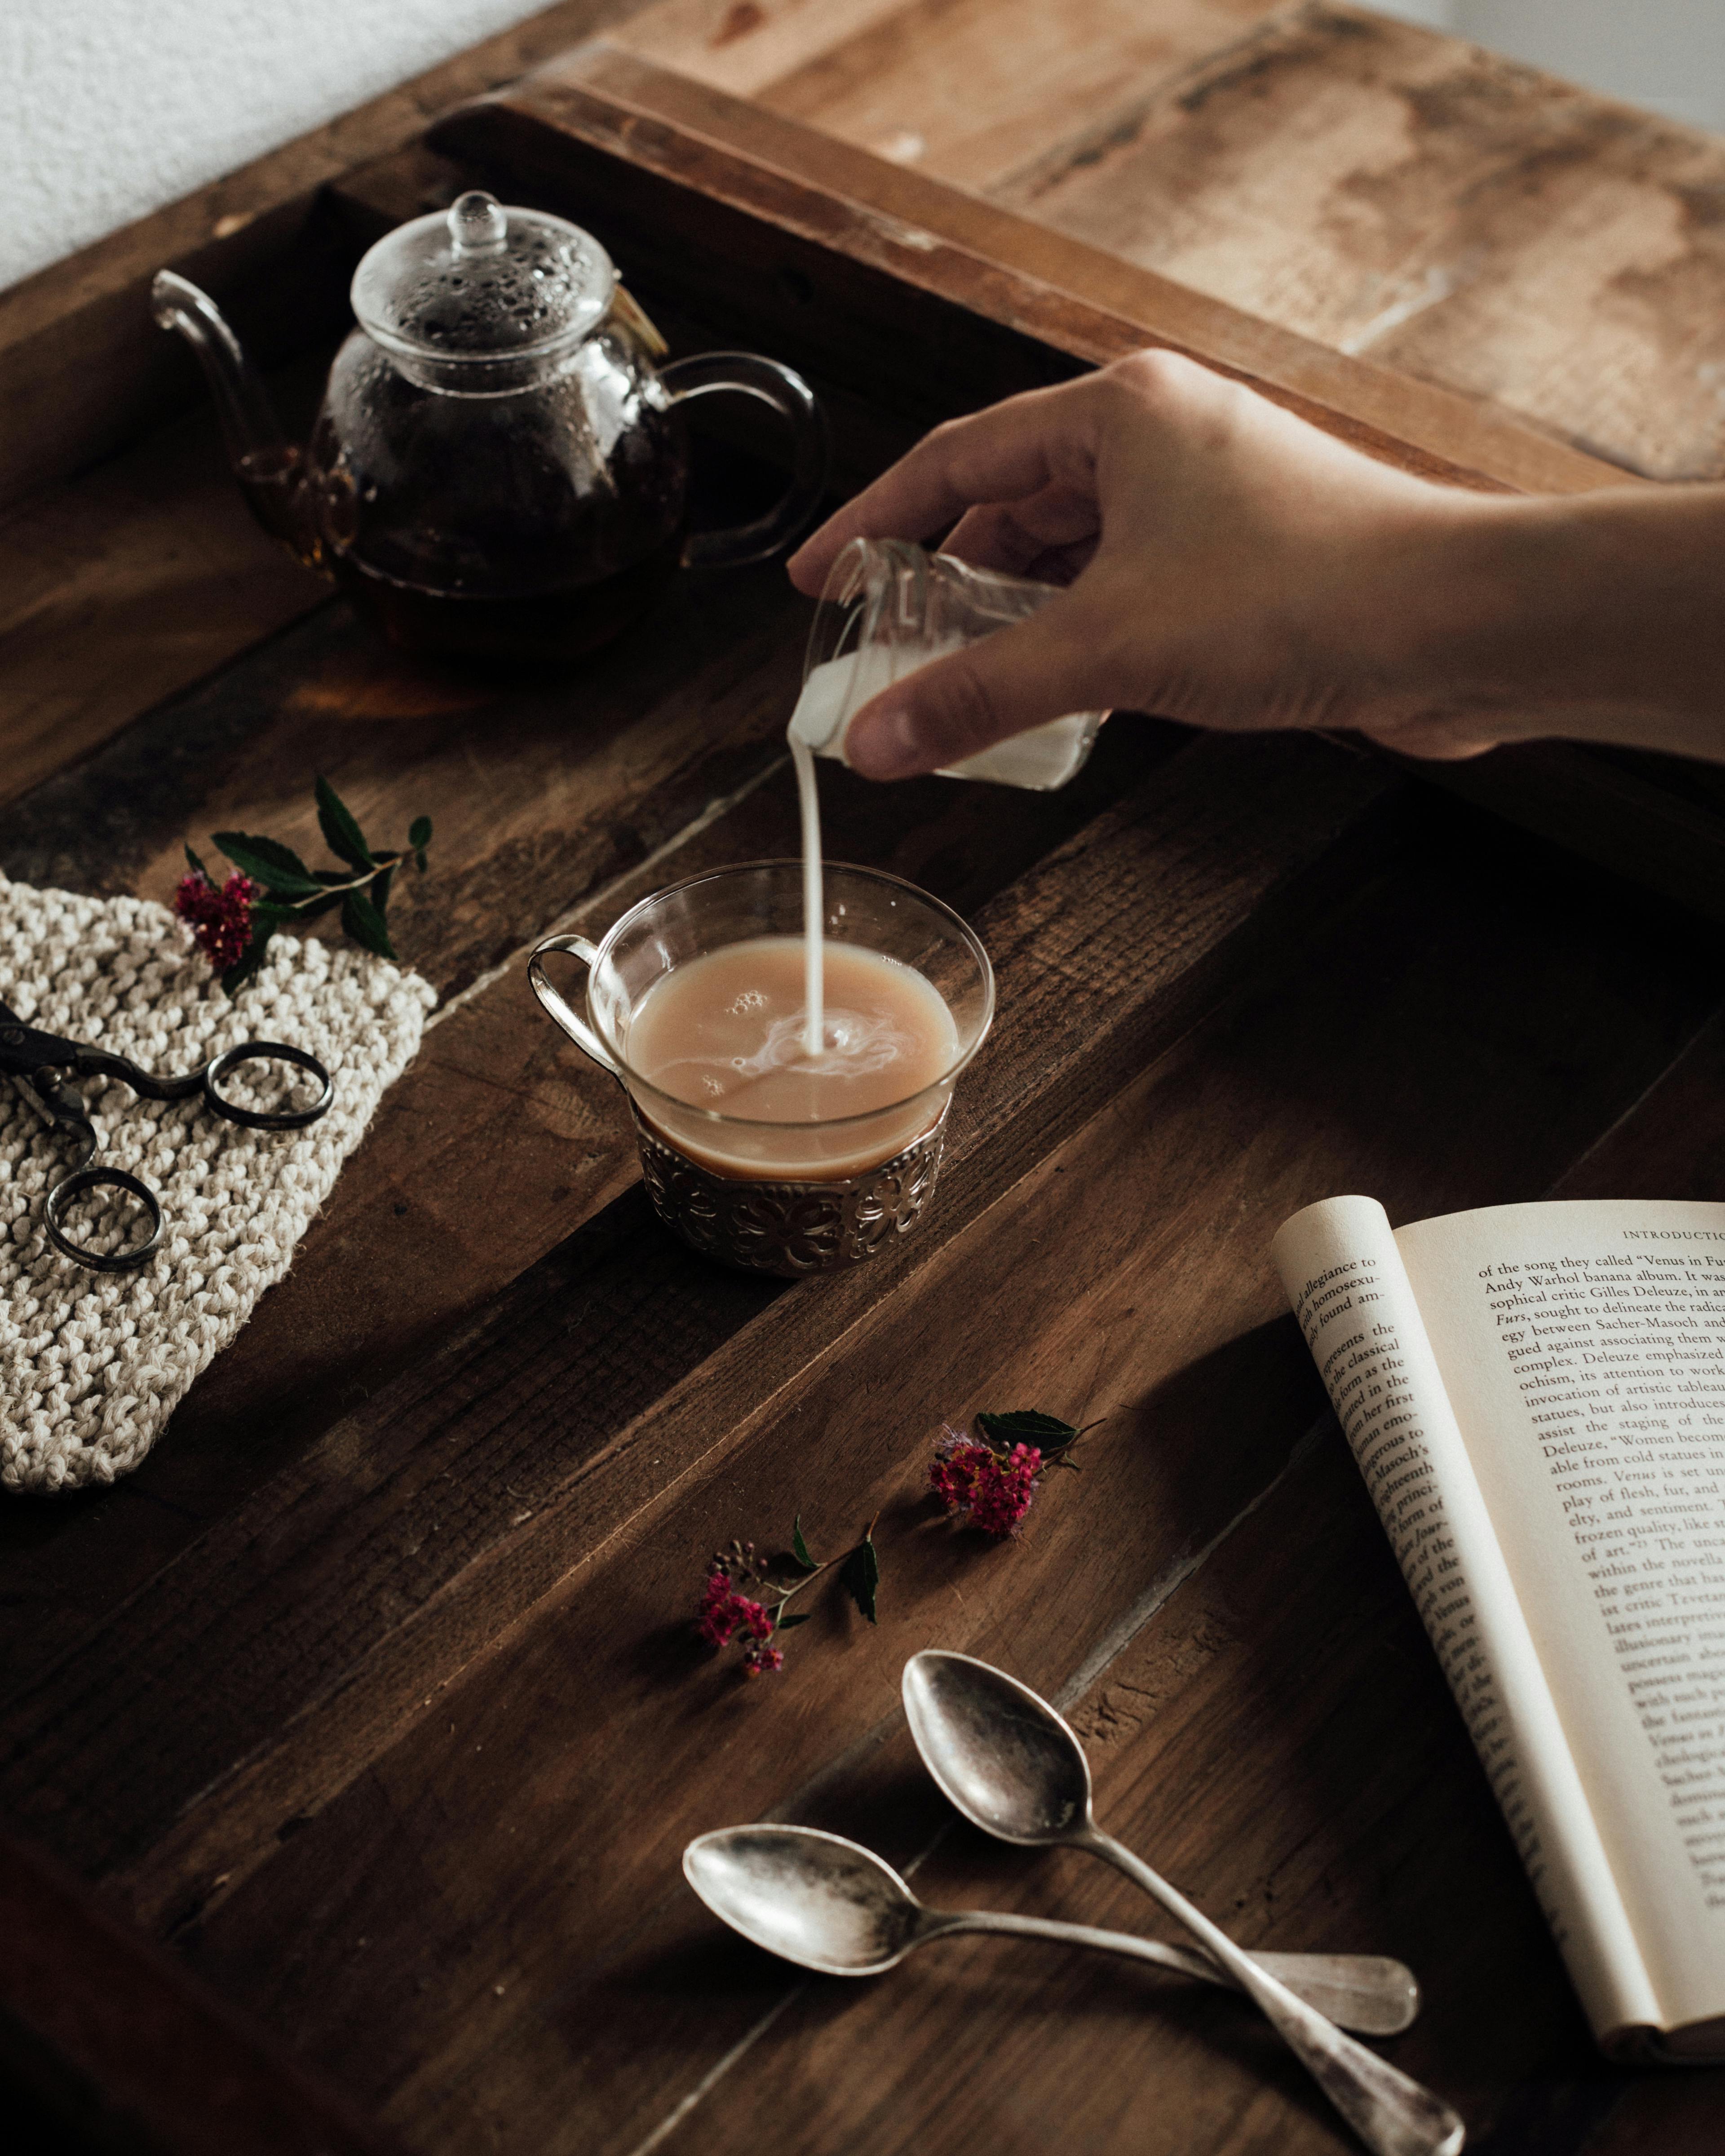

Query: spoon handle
[[916, 1908, 1410, 2032], [1083, 1832, 1420, 2037], [1075, 1831, 1464, 2156]]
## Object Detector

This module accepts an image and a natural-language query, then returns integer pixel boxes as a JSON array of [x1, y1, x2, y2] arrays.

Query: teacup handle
[[662, 353, 829, 569], [528, 934, 620, 1077]]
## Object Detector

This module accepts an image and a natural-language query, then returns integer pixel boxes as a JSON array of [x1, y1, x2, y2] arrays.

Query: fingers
[[843, 588, 1116, 780], [787, 380, 1100, 595], [943, 486, 1101, 575]]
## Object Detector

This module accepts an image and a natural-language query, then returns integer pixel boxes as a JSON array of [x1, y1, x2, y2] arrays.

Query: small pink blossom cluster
[[929, 1425, 1043, 1538], [173, 870, 258, 974], [697, 1554, 783, 1677]]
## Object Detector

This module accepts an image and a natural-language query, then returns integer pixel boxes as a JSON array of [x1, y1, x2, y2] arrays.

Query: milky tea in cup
[[528, 861, 993, 1272], [624, 933, 960, 1178]]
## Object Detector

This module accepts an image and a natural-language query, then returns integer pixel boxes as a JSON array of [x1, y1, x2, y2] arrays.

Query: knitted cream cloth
[[0, 871, 435, 1495]]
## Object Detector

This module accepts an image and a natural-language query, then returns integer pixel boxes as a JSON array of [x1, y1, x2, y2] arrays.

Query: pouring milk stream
[[786, 634, 1099, 1060], [623, 554, 1101, 1169]]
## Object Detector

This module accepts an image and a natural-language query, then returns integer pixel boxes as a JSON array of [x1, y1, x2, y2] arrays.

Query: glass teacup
[[529, 861, 994, 1275]]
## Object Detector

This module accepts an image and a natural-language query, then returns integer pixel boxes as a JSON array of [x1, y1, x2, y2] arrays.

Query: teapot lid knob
[[350, 190, 614, 366], [448, 190, 509, 258]]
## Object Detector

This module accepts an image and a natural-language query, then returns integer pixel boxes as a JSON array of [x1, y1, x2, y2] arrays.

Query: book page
[[1273, 1196, 1659, 2046], [1397, 1199, 1725, 2049]]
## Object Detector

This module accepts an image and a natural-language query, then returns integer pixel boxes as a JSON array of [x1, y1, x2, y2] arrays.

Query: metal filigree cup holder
[[527, 862, 993, 1279], [630, 1099, 948, 1276]]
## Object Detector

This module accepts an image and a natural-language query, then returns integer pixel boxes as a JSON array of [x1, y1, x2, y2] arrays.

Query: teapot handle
[[662, 353, 829, 569]]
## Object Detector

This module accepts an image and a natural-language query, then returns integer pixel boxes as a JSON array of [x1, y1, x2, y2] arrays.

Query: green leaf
[[341, 887, 397, 960], [975, 1409, 1081, 1458], [837, 1534, 879, 1626], [315, 775, 375, 872], [183, 840, 209, 880], [791, 1515, 817, 1572], [212, 831, 322, 896], [220, 919, 274, 998], [369, 864, 396, 920], [773, 1611, 813, 1631], [407, 815, 433, 850], [414, 850, 429, 875]]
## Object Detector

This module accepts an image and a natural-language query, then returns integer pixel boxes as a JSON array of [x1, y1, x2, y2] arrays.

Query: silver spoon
[[902, 1650, 1420, 2035], [902, 1652, 1462, 2156], [687, 1823, 1415, 2025]]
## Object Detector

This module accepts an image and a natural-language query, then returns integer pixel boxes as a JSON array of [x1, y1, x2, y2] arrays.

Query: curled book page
[[1396, 1198, 1725, 2059], [1272, 1194, 1659, 2050]]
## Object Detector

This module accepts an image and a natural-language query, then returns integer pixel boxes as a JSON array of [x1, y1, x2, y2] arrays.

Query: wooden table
[[4, 9, 1725, 2153]]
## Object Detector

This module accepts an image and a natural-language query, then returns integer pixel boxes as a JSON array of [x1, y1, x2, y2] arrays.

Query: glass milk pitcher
[[790, 539, 1107, 789]]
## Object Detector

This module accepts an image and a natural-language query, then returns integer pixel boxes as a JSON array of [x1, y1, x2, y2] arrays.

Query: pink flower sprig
[[176, 775, 433, 996], [930, 1410, 1104, 1539], [172, 869, 258, 975], [696, 1516, 879, 1679]]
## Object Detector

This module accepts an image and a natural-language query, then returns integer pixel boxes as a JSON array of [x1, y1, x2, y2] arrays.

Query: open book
[[1274, 1196, 1725, 2063]]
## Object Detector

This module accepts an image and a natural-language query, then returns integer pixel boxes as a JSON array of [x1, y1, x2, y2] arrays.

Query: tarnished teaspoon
[[685, 1823, 1413, 2023], [902, 1652, 1461, 2156], [902, 1649, 1420, 2035]]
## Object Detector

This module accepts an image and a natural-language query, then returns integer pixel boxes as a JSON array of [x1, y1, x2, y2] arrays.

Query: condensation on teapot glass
[[348, 188, 615, 381]]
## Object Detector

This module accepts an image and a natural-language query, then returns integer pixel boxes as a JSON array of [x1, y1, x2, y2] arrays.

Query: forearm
[[1379, 483, 1725, 763]]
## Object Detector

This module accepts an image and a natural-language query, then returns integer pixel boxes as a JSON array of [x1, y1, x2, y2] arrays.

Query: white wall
[[0, 1, 545, 290], [4, 2, 1723, 293]]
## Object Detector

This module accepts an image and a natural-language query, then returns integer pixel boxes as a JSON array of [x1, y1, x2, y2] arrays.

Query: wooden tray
[[3, 22, 1725, 2156]]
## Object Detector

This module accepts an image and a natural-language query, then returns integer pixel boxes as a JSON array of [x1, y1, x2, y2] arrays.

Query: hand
[[787, 351, 1709, 779]]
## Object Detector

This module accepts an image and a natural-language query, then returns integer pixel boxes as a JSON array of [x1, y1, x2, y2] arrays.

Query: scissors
[[0, 998, 333, 1272]]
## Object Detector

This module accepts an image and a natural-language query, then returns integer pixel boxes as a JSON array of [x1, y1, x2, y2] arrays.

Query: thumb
[[842, 593, 1114, 781]]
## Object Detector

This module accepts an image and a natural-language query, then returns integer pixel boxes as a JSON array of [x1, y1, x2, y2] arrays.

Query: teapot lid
[[350, 190, 615, 363]]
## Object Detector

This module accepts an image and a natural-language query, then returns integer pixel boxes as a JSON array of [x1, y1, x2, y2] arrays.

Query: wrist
[[1365, 481, 1725, 764]]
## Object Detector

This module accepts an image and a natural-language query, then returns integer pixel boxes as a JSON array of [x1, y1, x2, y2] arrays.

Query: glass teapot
[[153, 190, 827, 666]]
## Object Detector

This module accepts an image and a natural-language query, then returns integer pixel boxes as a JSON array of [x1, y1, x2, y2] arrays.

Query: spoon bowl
[[685, 1825, 918, 1976], [903, 1649, 1094, 1842]]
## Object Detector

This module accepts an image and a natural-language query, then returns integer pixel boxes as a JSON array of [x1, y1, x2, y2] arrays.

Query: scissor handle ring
[[44, 1167, 163, 1273], [203, 1043, 333, 1130]]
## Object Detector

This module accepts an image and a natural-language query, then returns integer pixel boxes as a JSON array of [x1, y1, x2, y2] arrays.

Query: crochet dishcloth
[[0, 871, 435, 1494]]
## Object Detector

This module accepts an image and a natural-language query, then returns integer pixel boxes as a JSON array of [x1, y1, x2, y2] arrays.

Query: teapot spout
[[151, 270, 327, 569]]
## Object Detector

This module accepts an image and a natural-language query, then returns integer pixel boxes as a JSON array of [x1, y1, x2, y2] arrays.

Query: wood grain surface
[[620, 0, 1725, 481], [6, 9, 1725, 2156], [65, 785, 1725, 2156]]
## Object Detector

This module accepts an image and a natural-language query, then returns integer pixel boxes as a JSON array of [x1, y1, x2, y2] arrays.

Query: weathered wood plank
[[0, 733, 1394, 1904], [138, 791, 1725, 2155], [0, 1828, 411, 2156], [437, 39, 1626, 497], [649, 1431, 1585, 2155], [0, 373, 331, 813], [0, 560, 807, 998], [988, 4, 1725, 482], [621, 0, 1725, 482], [618, 0, 1285, 186], [1549, 1012, 1725, 1209]]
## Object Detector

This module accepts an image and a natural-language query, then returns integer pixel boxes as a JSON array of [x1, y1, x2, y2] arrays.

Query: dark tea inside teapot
[[154, 190, 827, 666]]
